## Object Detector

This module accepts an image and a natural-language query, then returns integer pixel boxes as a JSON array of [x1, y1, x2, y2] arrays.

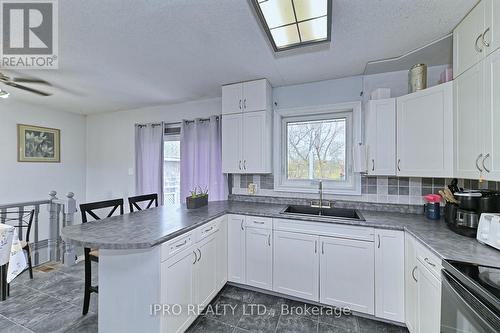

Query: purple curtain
[[180, 116, 227, 201], [135, 123, 164, 202]]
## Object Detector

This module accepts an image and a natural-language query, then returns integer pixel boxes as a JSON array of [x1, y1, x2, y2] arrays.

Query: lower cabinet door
[[273, 231, 319, 301], [228, 215, 246, 283], [417, 260, 442, 333], [405, 234, 419, 333], [375, 230, 405, 322], [245, 227, 272, 290], [319, 236, 375, 315], [216, 217, 228, 289], [195, 234, 218, 308], [161, 248, 197, 333]]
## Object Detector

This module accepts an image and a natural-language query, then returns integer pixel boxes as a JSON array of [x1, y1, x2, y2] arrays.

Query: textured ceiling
[[0, 0, 477, 114]]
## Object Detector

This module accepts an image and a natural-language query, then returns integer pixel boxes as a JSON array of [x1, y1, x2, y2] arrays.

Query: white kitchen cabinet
[[374, 230, 405, 323], [245, 227, 273, 290], [483, 48, 500, 180], [485, 0, 500, 55], [222, 83, 243, 115], [222, 110, 272, 174], [161, 247, 197, 333], [273, 231, 319, 302], [319, 236, 375, 315], [455, 47, 500, 181], [453, 1, 486, 77], [405, 234, 418, 333], [222, 113, 244, 173], [454, 63, 485, 179], [215, 216, 228, 290], [227, 214, 246, 283], [416, 259, 441, 333], [222, 79, 271, 115], [242, 111, 272, 173], [195, 233, 218, 308], [365, 98, 396, 176], [396, 82, 453, 177]]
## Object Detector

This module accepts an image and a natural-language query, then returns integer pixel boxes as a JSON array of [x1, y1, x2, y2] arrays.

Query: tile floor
[[0, 261, 98, 333], [1, 262, 408, 333]]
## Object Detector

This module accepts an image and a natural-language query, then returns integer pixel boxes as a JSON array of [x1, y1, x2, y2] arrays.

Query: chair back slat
[[128, 194, 158, 213], [80, 199, 124, 224], [0, 209, 35, 242]]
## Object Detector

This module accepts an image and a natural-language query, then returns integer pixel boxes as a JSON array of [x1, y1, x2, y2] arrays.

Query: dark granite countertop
[[61, 200, 500, 267]]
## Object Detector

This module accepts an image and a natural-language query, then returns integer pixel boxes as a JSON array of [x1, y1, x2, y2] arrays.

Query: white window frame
[[273, 102, 362, 195]]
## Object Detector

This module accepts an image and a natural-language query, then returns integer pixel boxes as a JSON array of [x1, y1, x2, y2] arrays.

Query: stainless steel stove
[[441, 260, 500, 333]]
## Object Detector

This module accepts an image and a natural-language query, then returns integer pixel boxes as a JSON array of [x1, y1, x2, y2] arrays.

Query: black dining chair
[[79, 198, 124, 315], [128, 193, 158, 213], [1, 209, 36, 279]]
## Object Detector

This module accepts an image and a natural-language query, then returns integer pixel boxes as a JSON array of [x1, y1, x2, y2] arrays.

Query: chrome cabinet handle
[[377, 234, 381, 249], [175, 240, 187, 248], [197, 249, 201, 262], [475, 34, 484, 52], [253, 221, 265, 225], [476, 154, 484, 172], [482, 28, 491, 47], [239, 99, 242, 110], [371, 159, 375, 171], [321, 242, 324, 255], [243, 160, 246, 170], [397, 159, 401, 172], [314, 240, 317, 254], [240, 220, 244, 231], [412, 266, 418, 282], [424, 257, 436, 267], [483, 153, 490, 173], [268, 234, 271, 246], [243, 99, 247, 109], [204, 226, 214, 233], [239, 160, 242, 170], [192, 251, 197, 264]]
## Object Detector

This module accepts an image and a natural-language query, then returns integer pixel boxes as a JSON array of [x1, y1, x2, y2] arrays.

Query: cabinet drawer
[[415, 240, 442, 280], [197, 217, 223, 242], [161, 233, 194, 262], [273, 218, 375, 242], [245, 216, 272, 230]]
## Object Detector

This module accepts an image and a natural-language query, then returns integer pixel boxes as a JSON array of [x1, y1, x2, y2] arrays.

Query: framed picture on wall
[[17, 124, 61, 163]]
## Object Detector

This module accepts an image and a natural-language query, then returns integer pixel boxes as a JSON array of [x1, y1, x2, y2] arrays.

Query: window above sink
[[274, 102, 362, 195]]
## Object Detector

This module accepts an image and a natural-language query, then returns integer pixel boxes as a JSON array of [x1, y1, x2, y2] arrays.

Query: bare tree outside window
[[287, 118, 346, 181]]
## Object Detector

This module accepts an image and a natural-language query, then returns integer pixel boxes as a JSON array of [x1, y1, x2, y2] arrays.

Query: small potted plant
[[186, 186, 209, 209]]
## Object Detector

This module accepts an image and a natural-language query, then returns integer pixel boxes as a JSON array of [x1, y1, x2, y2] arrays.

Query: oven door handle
[[442, 270, 500, 332]]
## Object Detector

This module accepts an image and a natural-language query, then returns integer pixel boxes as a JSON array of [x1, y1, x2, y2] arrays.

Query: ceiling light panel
[[253, 0, 331, 52]]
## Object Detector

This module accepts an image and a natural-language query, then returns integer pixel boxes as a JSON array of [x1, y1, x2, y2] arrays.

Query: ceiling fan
[[0, 72, 52, 96]]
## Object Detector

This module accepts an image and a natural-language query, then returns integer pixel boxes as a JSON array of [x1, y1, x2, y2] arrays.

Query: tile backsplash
[[231, 174, 500, 206]]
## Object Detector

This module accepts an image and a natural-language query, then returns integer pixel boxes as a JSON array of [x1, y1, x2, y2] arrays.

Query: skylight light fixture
[[0, 89, 9, 98], [251, 0, 332, 52]]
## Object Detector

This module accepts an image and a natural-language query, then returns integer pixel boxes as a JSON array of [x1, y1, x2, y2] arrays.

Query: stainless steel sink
[[280, 205, 365, 221]]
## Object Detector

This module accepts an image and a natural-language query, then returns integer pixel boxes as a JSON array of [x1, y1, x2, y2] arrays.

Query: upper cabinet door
[[454, 1, 486, 78], [483, 48, 500, 180], [396, 82, 453, 178], [484, 0, 500, 56], [365, 99, 396, 176], [242, 111, 271, 173], [222, 114, 243, 173], [242, 79, 270, 112], [454, 63, 484, 179], [222, 83, 243, 115]]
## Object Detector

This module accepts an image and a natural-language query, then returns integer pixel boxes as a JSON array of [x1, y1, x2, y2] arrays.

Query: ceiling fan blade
[[12, 77, 52, 86], [4, 82, 52, 96]]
